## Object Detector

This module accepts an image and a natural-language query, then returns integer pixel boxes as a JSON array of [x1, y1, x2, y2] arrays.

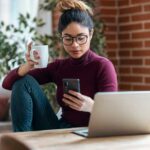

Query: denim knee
[[13, 75, 35, 87], [12, 75, 38, 93]]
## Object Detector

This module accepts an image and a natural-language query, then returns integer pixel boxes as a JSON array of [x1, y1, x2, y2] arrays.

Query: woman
[[2, 0, 118, 132]]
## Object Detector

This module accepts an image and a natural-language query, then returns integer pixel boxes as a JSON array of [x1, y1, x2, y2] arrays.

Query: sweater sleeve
[[2, 68, 23, 90], [96, 59, 118, 92], [2, 60, 60, 90]]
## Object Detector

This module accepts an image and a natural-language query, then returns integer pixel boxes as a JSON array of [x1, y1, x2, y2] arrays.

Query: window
[[0, 0, 52, 35], [0, 0, 39, 25]]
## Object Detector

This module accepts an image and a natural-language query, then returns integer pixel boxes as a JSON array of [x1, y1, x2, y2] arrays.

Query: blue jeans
[[11, 75, 71, 132]]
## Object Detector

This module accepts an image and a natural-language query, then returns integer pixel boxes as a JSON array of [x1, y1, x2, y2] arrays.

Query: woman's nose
[[71, 39, 79, 47]]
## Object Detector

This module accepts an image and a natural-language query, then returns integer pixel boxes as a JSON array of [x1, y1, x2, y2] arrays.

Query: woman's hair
[[56, 0, 94, 33]]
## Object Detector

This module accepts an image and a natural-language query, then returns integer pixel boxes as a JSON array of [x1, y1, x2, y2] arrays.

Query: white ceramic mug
[[30, 45, 49, 68]]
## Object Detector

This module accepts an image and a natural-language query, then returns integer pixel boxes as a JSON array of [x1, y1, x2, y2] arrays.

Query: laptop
[[73, 91, 150, 137]]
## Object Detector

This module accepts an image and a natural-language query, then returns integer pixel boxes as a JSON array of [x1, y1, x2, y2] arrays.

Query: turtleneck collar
[[69, 49, 93, 66]]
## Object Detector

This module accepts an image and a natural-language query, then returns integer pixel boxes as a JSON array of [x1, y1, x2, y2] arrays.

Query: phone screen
[[63, 79, 80, 94]]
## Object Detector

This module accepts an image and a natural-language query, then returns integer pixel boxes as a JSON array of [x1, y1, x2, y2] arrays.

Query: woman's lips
[[71, 50, 80, 54]]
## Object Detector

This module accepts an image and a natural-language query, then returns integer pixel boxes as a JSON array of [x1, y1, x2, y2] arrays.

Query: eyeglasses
[[61, 34, 88, 46]]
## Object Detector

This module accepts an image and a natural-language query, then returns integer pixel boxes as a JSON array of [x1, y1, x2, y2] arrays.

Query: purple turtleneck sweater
[[2, 50, 118, 127]]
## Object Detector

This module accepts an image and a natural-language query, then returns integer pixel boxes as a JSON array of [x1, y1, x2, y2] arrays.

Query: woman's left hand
[[62, 90, 94, 113]]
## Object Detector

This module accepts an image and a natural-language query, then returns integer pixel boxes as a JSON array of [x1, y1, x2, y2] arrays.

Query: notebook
[[73, 91, 150, 137]]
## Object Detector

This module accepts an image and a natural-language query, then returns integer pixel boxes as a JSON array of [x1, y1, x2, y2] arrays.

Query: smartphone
[[63, 79, 80, 94]]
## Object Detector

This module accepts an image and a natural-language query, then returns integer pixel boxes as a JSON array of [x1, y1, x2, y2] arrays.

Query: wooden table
[[1, 128, 150, 150]]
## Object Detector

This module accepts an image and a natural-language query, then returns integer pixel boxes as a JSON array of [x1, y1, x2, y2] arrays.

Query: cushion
[[0, 82, 11, 121], [0, 95, 9, 121]]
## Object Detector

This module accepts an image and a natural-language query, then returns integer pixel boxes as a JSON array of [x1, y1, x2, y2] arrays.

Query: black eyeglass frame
[[61, 34, 88, 46]]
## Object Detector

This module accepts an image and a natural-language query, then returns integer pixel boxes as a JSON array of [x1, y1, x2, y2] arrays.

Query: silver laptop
[[73, 91, 150, 137]]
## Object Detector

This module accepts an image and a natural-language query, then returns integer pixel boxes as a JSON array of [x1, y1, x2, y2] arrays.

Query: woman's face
[[61, 22, 93, 59]]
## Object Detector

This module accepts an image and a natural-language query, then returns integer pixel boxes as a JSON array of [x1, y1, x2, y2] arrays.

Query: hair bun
[[56, 0, 93, 15]]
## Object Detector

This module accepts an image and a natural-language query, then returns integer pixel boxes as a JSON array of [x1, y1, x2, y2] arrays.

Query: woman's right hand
[[25, 42, 40, 70], [18, 42, 39, 76]]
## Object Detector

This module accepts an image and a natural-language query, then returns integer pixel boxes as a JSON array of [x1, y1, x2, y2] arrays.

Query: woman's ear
[[89, 29, 94, 39]]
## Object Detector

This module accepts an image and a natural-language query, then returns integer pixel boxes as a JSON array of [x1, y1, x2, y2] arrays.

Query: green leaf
[[1, 21, 4, 26], [26, 13, 30, 19]]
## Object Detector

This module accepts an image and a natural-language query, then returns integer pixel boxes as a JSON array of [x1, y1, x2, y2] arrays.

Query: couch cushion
[[0, 82, 11, 121], [0, 95, 9, 121]]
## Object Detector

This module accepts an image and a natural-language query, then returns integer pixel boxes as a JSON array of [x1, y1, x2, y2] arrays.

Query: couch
[[0, 82, 11, 121]]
